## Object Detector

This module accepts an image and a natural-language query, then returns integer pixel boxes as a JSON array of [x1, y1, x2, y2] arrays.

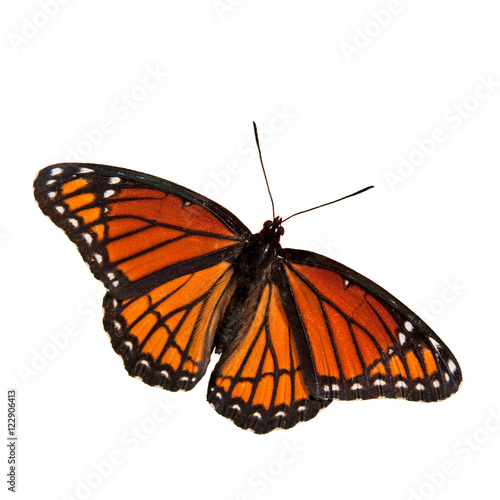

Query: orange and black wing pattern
[[208, 282, 330, 434], [278, 249, 462, 403], [34, 163, 250, 299], [34, 163, 250, 390], [34, 162, 462, 433], [103, 261, 235, 390]]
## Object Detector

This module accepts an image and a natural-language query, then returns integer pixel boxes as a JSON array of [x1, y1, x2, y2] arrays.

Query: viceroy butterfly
[[33, 124, 461, 434]]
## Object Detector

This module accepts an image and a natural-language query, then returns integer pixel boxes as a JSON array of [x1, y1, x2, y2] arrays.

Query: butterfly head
[[261, 216, 284, 242]]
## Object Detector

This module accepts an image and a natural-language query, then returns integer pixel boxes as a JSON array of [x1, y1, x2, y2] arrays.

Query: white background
[[2, 1, 500, 499]]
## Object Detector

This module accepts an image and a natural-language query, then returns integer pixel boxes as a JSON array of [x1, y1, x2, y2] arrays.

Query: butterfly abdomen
[[214, 227, 282, 353]]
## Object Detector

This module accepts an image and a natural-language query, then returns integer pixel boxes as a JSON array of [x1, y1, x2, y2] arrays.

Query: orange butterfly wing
[[104, 262, 235, 390], [278, 249, 462, 403], [34, 163, 250, 390], [208, 282, 330, 433], [34, 163, 250, 299]]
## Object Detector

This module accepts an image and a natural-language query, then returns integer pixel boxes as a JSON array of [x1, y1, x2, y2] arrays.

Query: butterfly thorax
[[213, 217, 284, 353]]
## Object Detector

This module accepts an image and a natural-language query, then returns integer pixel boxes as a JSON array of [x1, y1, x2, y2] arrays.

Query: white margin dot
[[404, 321, 414, 332]]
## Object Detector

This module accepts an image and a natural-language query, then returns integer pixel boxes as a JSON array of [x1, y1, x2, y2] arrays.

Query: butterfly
[[33, 125, 461, 434]]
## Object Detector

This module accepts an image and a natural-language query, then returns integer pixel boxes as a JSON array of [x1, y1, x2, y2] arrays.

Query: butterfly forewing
[[34, 164, 250, 299], [279, 249, 462, 403]]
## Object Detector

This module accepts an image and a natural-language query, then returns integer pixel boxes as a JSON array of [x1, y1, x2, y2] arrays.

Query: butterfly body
[[34, 163, 461, 434], [215, 216, 285, 352]]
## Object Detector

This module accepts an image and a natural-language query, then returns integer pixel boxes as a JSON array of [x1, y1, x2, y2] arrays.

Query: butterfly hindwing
[[34, 163, 250, 299], [104, 261, 236, 391], [207, 282, 330, 434], [279, 249, 462, 403]]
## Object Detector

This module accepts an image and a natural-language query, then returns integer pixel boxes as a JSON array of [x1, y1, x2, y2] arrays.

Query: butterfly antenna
[[253, 121, 276, 219], [282, 185, 374, 223]]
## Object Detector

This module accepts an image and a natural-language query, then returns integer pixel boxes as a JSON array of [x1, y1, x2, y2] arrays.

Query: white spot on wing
[[46, 179, 56, 185], [231, 404, 241, 411], [104, 189, 115, 198], [161, 370, 170, 378], [51, 167, 63, 175], [373, 379, 386, 386], [253, 412, 262, 419], [448, 360, 457, 373], [94, 253, 103, 263], [107, 272, 115, 280], [274, 411, 286, 417], [56, 206, 64, 214], [79, 167, 94, 174], [109, 177, 121, 184], [331, 384, 340, 391], [395, 381, 407, 388], [433, 380, 440, 388], [399, 332, 406, 345], [83, 233, 92, 244], [68, 218, 78, 227], [297, 406, 306, 412], [112, 280, 119, 287], [404, 321, 414, 332], [430, 338, 440, 350], [415, 383, 425, 391], [139, 360, 149, 367], [351, 383, 363, 390], [445, 373, 450, 382], [48, 191, 56, 199]]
